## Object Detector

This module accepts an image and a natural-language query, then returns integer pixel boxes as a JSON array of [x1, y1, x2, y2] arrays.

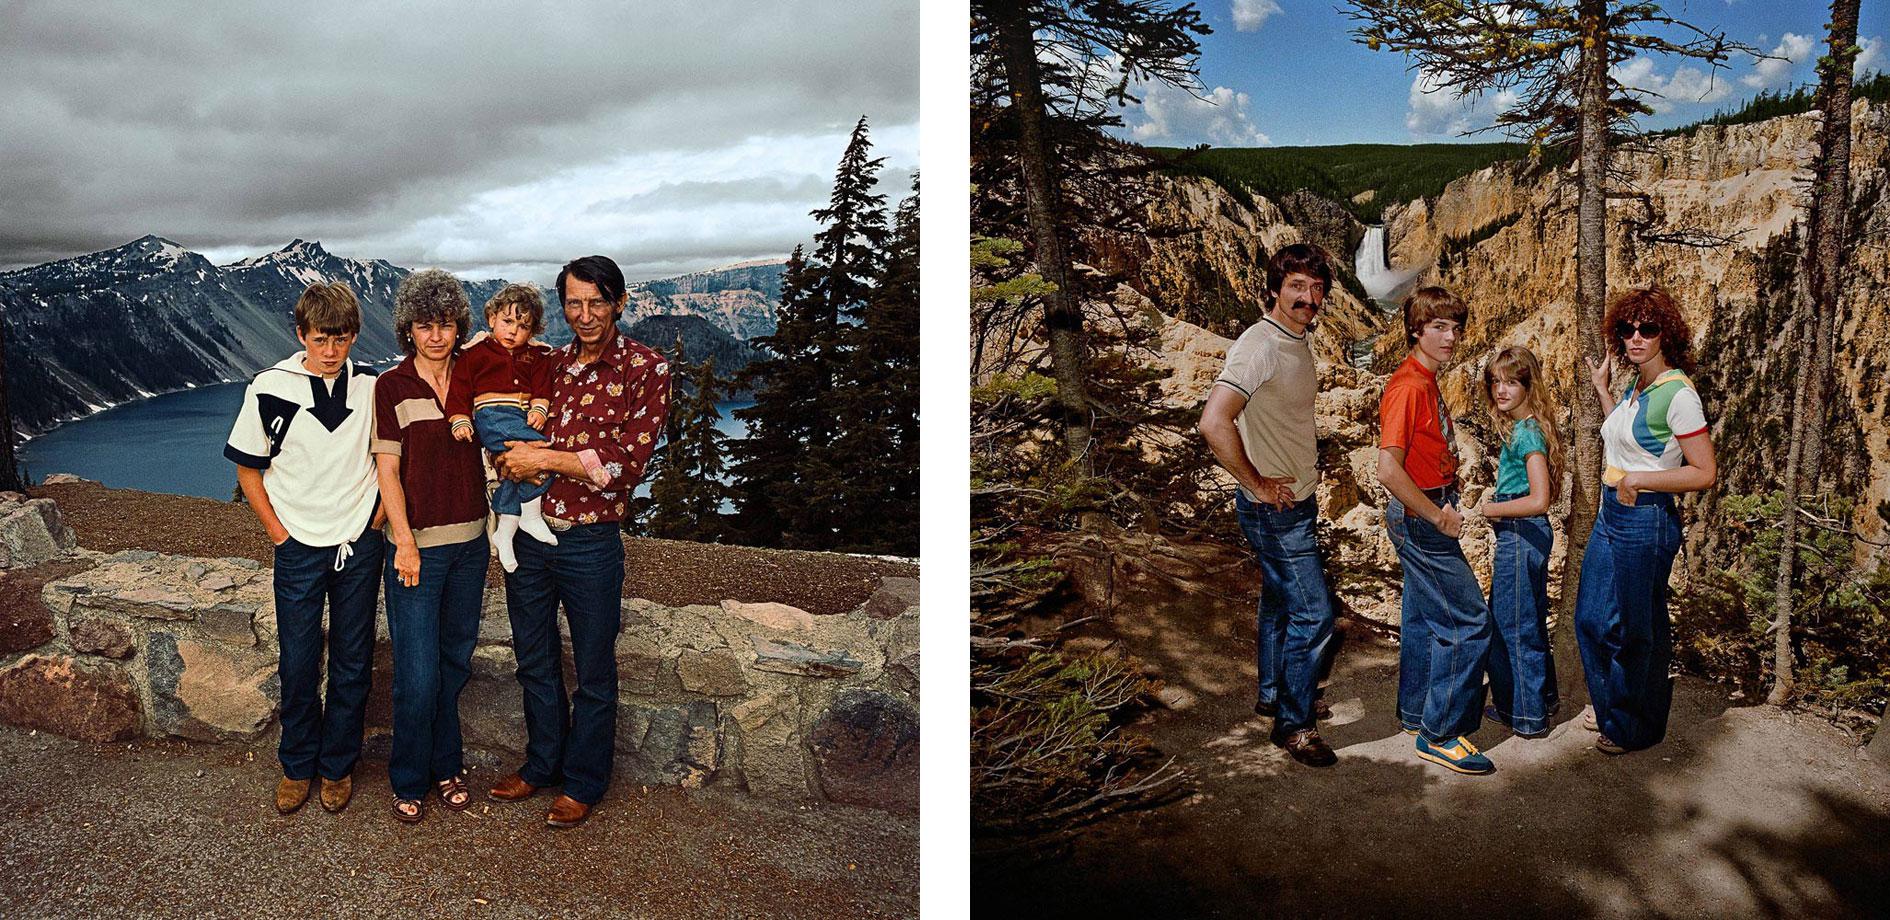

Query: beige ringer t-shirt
[[1214, 317, 1320, 503]]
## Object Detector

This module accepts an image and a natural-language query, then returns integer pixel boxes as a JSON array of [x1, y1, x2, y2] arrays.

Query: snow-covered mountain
[[0, 237, 783, 435]]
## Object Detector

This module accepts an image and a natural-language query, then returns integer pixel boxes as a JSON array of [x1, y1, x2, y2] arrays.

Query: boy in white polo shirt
[[225, 281, 383, 815]]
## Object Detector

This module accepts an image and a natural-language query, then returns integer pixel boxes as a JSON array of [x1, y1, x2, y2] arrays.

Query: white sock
[[518, 497, 559, 545], [495, 515, 520, 573]]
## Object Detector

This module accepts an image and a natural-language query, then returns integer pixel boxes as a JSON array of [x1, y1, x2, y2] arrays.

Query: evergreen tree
[[972, 0, 1210, 459], [731, 247, 815, 545], [833, 173, 920, 555], [644, 338, 736, 542], [641, 335, 693, 538], [734, 118, 890, 551], [673, 355, 733, 541]]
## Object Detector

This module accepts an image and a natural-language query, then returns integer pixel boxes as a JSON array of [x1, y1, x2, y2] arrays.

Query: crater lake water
[[20, 377, 752, 502]]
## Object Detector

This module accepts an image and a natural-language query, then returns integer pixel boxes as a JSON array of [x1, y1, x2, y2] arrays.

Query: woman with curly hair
[[371, 268, 490, 821], [1575, 286, 1717, 754]]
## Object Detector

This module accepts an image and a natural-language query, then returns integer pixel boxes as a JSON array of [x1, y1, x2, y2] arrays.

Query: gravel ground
[[32, 480, 916, 616], [0, 726, 918, 920]]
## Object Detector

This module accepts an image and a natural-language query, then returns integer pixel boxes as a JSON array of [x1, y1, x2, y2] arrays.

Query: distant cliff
[[1, 239, 784, 436]]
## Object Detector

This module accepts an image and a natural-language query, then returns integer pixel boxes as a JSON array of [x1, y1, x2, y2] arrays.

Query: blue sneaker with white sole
[[1415, 734, 1494, 775]]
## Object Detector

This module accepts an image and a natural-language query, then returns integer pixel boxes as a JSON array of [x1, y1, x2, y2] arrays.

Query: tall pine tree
[[731, 246, 814, 545], [734, 117, 890, 551], [645, 338, 736, 542], [832, 173, 920, 555]]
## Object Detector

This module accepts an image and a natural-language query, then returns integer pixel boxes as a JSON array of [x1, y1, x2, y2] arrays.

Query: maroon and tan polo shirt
[[371, 355, 488, 547], [541, 329, 672, 525]]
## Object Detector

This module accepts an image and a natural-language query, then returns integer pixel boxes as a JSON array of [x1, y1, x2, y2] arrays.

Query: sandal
[[393, 797, 424, 823], [436, 773, 472, 811]]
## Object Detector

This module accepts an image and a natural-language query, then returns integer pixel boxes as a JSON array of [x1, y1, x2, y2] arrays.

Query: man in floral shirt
[[484, 254, 670, 828]]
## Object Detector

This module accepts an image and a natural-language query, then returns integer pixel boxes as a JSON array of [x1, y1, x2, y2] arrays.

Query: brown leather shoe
[[489, 772, 538, 802], [545, 794, 592, 828], [319, 774, 354, 813], [1274, 728, 1338, 767], [275, 777, 312, 814]]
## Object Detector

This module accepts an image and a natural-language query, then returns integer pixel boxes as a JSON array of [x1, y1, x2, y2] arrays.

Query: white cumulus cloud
[[1232, 0, 1282, 32], [1857, 36, 1886, 78], [1742, 33, 1814, 89], [1404, 70, 1517, 136], [1126, 82, 1272, 146], [1614, 57, 1734, 114]]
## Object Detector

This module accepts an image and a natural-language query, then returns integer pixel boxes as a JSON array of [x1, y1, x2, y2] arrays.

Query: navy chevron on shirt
[[225, 354, 380, 547]]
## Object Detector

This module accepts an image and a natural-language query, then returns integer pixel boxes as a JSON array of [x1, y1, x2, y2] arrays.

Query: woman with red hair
[[1575, 287, 1717, 754]]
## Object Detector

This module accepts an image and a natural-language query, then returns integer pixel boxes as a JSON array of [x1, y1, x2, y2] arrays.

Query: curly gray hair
[[393, 268, 471, 355]]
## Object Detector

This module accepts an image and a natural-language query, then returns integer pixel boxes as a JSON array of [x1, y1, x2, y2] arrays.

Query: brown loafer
[[319, 774, 354, 813], [275, 777, 312, 814], [545, 794, 592, 828], [489, 772, 538, 802]]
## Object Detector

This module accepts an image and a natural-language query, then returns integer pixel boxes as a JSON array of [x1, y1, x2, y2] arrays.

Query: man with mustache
[[484, 255, 672, 827], [1198, 243, 1340, 767]]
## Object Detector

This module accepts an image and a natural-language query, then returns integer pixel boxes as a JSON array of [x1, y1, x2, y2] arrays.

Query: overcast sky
[[0, 1, 918, 282]]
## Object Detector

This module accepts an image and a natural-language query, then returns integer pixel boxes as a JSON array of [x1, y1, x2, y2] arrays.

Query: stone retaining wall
[[0, 497, 919, 813]]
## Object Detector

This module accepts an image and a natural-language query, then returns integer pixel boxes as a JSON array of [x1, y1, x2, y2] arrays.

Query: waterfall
[[1354, 226, 1417, 301]]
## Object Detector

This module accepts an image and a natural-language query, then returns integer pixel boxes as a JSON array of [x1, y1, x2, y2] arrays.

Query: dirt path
[[0, 726, 917, 920], [973, 559, 1890, 919]]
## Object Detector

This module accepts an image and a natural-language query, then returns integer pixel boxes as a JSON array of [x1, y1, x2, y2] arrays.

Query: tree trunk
[[1555, 0, 1611, 695], [992, 7, 1092, 459], [1766, 0, 1859, 706], [0, 300, 23, 493]]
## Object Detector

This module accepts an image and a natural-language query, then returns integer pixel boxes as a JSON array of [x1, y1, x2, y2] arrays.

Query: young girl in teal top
[[1478, 346, 1563, 737]]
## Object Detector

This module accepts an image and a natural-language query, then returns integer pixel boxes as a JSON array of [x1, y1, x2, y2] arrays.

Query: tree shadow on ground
[[973, 552, 1890, 920]]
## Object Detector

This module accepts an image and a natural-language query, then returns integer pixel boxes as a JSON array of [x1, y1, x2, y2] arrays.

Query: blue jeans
[[1385, 490, 1491, 741], [272, 526, 385, 781], [1487, 494, 1558, 735], [474, 405, 554, 516], [1235, 492, 1335, 734], [503, 522, 623, 804], [385, 533, 488, 799], [1575, 486, 1682, 751]]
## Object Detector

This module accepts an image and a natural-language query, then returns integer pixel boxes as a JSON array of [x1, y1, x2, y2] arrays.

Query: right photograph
[[970, 0, 1890, 916]]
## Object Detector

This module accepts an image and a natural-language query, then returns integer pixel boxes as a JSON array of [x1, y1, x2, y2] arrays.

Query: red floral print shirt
[[541, 329, 671, 525]]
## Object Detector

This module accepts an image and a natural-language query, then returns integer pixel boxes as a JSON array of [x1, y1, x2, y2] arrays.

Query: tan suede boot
[[275, 777, 312, 814], [319, 774, 354, 813]]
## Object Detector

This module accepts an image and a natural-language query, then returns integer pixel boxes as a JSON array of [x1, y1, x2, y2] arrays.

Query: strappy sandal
[[393, 797, 424, 823], [436, 773, 472, 811]]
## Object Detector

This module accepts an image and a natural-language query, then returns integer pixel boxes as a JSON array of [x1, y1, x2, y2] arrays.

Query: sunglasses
[[1614, 321, 1662, 340]]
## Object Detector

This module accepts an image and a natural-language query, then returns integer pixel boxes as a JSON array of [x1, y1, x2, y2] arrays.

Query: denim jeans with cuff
[[1235, 492, 1336, 735], [1575, 486, 1682, 751], [1385, 490, 1491, 742], [503, 521, 624, 805], [1486, 493, 1558, 735], [385, 533, 488, 800]]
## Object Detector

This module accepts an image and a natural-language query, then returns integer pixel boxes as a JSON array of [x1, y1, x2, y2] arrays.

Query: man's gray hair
[[393, 268, 472, 356]]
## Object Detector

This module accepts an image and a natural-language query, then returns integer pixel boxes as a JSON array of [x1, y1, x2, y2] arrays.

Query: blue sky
[[1113, 0, 1890, 147]]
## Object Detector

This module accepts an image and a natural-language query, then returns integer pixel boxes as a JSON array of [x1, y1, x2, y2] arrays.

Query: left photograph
[[0, 4, 919, 917]]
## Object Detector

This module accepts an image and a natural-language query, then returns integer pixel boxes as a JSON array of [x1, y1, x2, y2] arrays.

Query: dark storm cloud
[[0, 0, 919, 273]]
